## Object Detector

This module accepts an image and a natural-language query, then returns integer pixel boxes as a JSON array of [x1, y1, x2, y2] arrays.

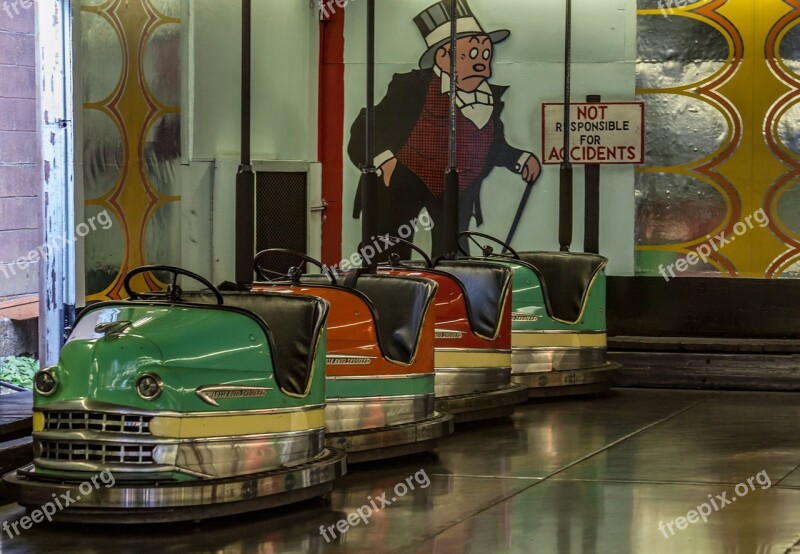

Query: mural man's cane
[[443, 0, 459, 258], [503, 179, 535, 252]]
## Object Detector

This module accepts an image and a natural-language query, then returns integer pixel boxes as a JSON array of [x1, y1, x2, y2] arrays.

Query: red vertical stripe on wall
[[318, 6, 346, 265]]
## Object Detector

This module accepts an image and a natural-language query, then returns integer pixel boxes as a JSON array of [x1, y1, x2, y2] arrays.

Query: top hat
[[414, 0, 510, 69]]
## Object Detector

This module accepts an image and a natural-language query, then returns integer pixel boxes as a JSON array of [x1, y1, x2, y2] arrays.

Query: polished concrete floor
[[2, 388, 800, 553]]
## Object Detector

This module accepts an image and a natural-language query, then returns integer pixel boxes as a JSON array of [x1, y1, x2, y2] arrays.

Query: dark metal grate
[[255, 172, 308, 278], [39, 440, 156, 464], [44, 411, 152, 435]]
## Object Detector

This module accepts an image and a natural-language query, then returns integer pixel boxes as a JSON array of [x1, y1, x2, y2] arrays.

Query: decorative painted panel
[[636, 0, 800, 278], [80, 0, 181, 300]]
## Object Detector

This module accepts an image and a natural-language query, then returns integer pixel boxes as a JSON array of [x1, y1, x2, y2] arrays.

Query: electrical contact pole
[[559, 0, 573, 252], [442, 0, 460, 258], [584, 94, 601, 254], [235, 0, 255, 283], [360, 0, 379, 271]]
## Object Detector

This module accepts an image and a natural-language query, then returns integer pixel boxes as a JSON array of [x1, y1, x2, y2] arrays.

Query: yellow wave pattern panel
[[636, 0, 797, 278], [82, 0, 181, 301], [764, 0, 800, 277]]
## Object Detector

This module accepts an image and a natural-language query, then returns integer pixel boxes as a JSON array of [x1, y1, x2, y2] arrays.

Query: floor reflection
[[2, 389, 800, 553]]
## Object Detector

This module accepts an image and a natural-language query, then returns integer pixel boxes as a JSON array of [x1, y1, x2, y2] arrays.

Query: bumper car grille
[[44, 411, 152, 435], [39, 440, 156, 464]]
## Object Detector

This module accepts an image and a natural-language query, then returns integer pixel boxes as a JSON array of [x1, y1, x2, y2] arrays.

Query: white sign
[[541, 102, 644, 165]]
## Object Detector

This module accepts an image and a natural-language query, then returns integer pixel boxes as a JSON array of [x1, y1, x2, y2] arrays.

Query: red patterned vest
[[397, 75, 495, 196]]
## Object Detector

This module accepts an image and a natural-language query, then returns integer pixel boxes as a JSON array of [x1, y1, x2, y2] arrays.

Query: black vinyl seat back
[[435, 261, 513, 340], [187, 292, 329, 396], [351, 275, 437, 365], [516, 252, 608, 324]]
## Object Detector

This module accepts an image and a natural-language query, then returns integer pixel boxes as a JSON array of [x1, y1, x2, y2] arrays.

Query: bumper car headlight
[[34, 369, 58, 396], [136, 373, 163, 400]]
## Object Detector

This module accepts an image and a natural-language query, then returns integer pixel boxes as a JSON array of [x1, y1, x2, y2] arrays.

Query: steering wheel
[[458, 232, 520, 260], [371, 236, 433, 269], [124, 265, 224, 305], [254, 249, 336, 284]]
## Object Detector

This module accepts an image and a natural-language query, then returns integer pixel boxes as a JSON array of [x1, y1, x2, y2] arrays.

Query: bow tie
[[455, 89, 494, 109]]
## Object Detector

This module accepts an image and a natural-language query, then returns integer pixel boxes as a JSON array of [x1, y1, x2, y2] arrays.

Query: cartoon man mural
[[349, 0, 541, 258]]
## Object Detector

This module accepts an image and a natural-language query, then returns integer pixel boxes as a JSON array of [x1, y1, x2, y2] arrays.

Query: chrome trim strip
[[195, 385, 272, 407], [325, 412, 453, 460], [326, 355, 376, 366], [435, 329, 464, 339], [435, 366, 512, 372], [512, 313, 540, 322], [325, 394, 435, 434], [326, 373, 432, 381], [171, 430, 325, 479], [34, 431, 163, 444], [33, 459, 177, 474], [33, 427, 327, 445], [35, 400, 326, 418], [513, 365, 613, 391], [512, 346, 607, 352], [512, 346, 608, 373], [434, 348, 512, 354], [435, 366, 513, 397], [512, 330, 606, 335], [434, 383, 529, 415], [326, 393, 433, 402]]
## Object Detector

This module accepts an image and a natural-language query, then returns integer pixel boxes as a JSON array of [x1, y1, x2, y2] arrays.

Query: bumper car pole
[[360, 0, 379, 273], [559, 0, 573, 253], [443, 0, 459, 259], [235, 0, 255, 284]]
